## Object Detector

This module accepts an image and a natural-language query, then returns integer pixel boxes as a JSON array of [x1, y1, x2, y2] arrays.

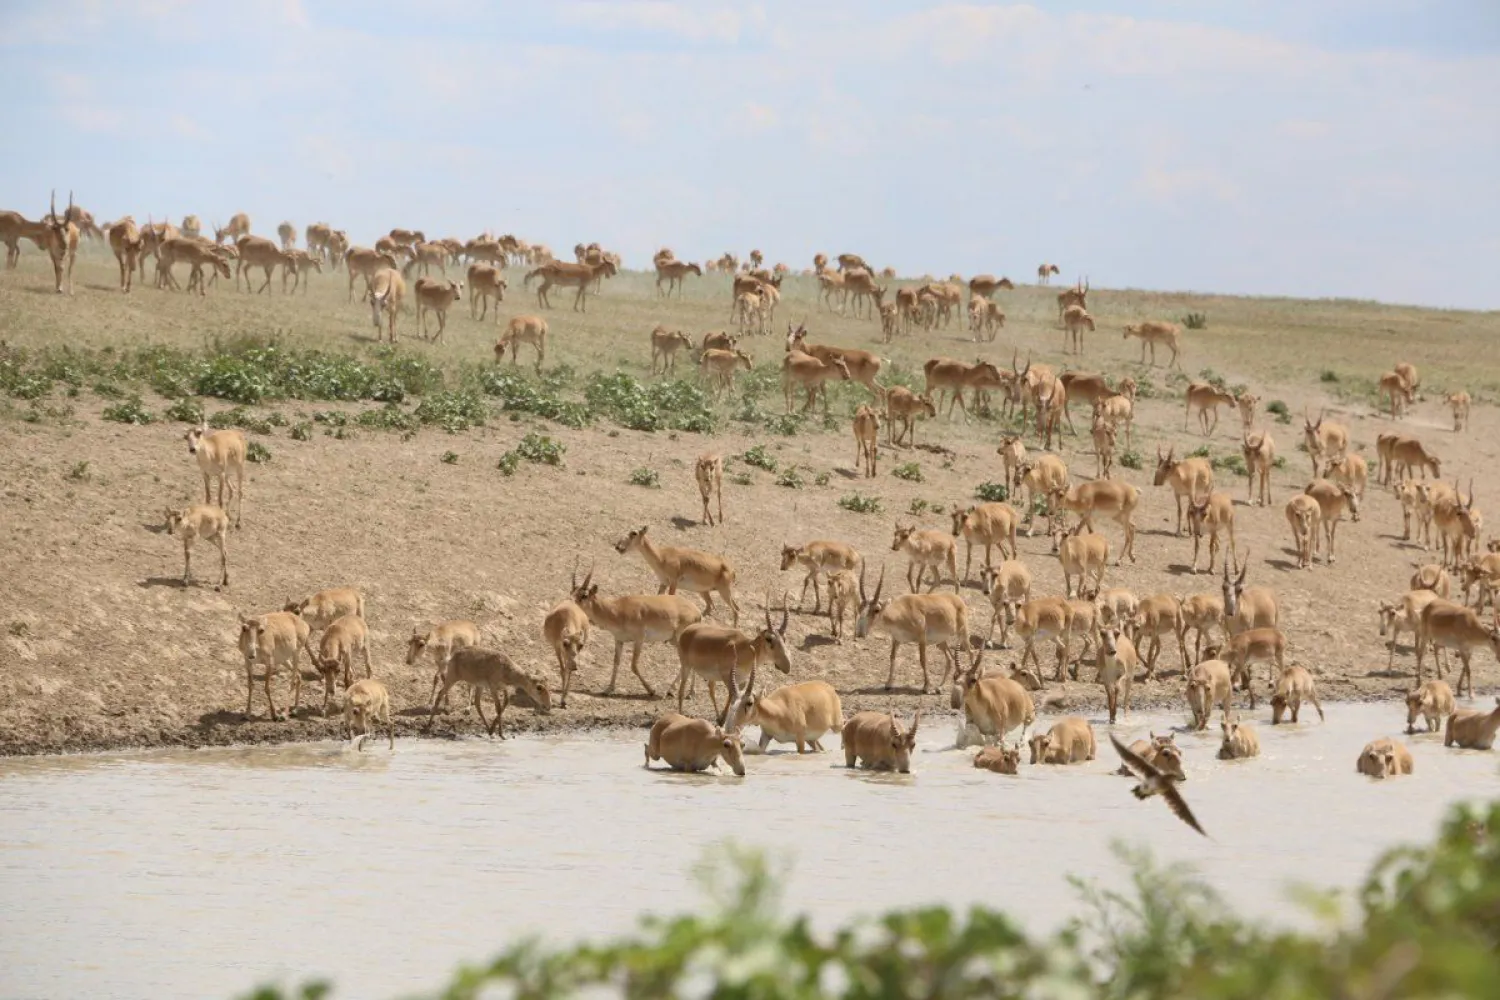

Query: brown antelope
[[855, 565, 970, 693], [1302, 408, 1350, 477], [1269, 665, 1324, 724], [367, 267, 406, 342], [955, 656, 1034, 746], [107, 218, 144, 292], [1055, 276, 1086, 319], [1215, 627, 1287, 706], [968, 274, 1014, 298], [1095, 587, 1141, 632], [542, 597, 589, 709], [1155, 448, 1214, 536], [1186, 658, 1233, 731], [786, 324, 886, 403], [646, 702, 749, 775], [279, 249, 322, 293], [155, 237, 233, 294], [825, 569, 860, 643], [1053, 522, 1108, 599], [740, 679, 844, 753], [840, 271, 886, 321], [1134, 594, 1188, 679], [40, 191, 80, 294], [233, 235, 287, 294], [654, 259, 702, 297], [1098, 627, 1140, 724], [1285, 494, 1322, 569], [923, 357, 979, 419], [412, 277, 462, 342], [1391, 437, 1442, 482], [1393, 361, 1420, 400], [1448, 391, 1472, 433], [700, 348, 753, 398], [973, 746, 1021, 773], [406, 619, 481, 708], [1412, 563, 1453, 598], [274, 220, 295, 250], [238, 611, 316, 721], [495, 315, 547, 371], [1029, 717, 1096, 764], [842, 710, 920, 772], [1186, 491, 1237, 574], [467, 263, 508, 320], [213, 213, 251, 245], [1082, 414, 1116, 483], [615, 526, 740, 625], [781, 540, 862, 613], [695, 454, 724, 526], [1235, 392, 1260, 433], [1379, 370, 1415, 419], [1405, 679, 1455, 734], [163, 504, 230, 589], [344, 679, 393, 751], [891, 524, 959, 593], [571, 568, 702, 697], [782, 350, 851, 415], [996, 435, 1026, 491], [886, 387, 937, 447], [1123, 321, 1182, 368], [1034, 377, 1068, 451], [1184, 382, 1237, 436], [1180, 593, 1226, 664], [700, 330, 737, 354], [673, 602, 791, 723], [1380, 590, 1443, 669], [1012, 596, 1074, 681], [345, 247, 399, 302], [1417, 599, 1499, 696], [1444, 697, 1500, 750], [1460, 552, 1500, 612], [1376, 432, 1404, 486], [1223, 555, 1279, 635], [1061, 304, 1094, 354], [852, 405, 880, 477], [314, 614, 372, 712], [1094, 391, 1135, 451], [1038, 263, 1062, 285], [1396, 479, 1428, 543], [1217, 719, 1260, 759], [1326, 453, 1368, 502], [649, 325, 694, 375], [951, 503, 1019, 580], [186, 423, 246, 528], [817, 270, 846, 313], [1357, 738, 1413, 778], [1058, 371, 1112, 434], [426, 646, 552, 739], [524, 258, 616, 311], [1303, 478, 1361, 564], [1432, 479, 1480, 568], [979, 560, 1033, 649], [1242, 431, 1276, 507], [1053, 478, 1141, 563]]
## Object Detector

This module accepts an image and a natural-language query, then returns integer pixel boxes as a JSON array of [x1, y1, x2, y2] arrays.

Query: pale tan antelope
[[1134, 594, 1188, 679], [313, 614, 372, 713], [1038, 263, 1062, 286], [1405, 679, 1455, 734], [699, 348, 752, 398], [237, 612, 315, 721], [973, 745, 1021, 773], [1396, 479, 1428, 543], [1235, 392, 1260, 433], [853, 405, 880, 478], [954, 656, 1034, 747], [1432, 479, 1480, 568], [842, 710, 919, 772], [649, 325, 694, 375], [1154, 447, 1214, 537], [426, 646, 552, 739], [1012, 596, 1074, 682], [1053, 522, 1109, 599], [367, 267, 406, 343], [1376, 431, 1406, 486], [673, 603, 791, 723], [782, 350, 851, 415], [1303, 478, 1361, 564], [695, 454, 724, 526], [1215, 627, 1287, 706], [1356, 738, 1413, 777], [654, 259, 702, 298], [979, 560, 1033, 649], [1056, 371, 1111, 434], [1218, 720, 1261, 759], [1180, 593, 1226, 665], [1184, 382, 1237, 436], [411, 277, 462, 342], [1097, 627, 1141, 724], [570, 567, 702, 697], [1054, 478, 1140, 563], [1379, 370, 1415, 419], [740, 679, 844, 753], [615, 525, 740, 625], [1095, 587, 1141, 633], [1088, 412, 1118, 482], [542, 597, 589, 709], [891, 524, 959, 594], [467, 263, 508, 321], [1444, 697, 1500, 749], [279, 249, 322, 293], [345, 247, 399, 302], [1269, 665, 1324, 724], [343, 679, 393, 751], [1186, 491, 1237, 574], [1054, 277, 1086, 319], [213, 213, 251, 245], [951, 503, 1019, 580], [1417, 599, 1499, 696], [1460, 552, 1500, 612], [1186, 658, 1233, 731], [1412, 563, 1453, 598], [185, 423, 246, 528], [855, 565, 970, 693], [1223, 555, 1280, 635], [786, 324, 887, 403], [284, 588, 365, 637], [40, 191, 79, 294], [1016, 455, 1070, 536], [495, 315, 547, 371], [1242, 430, 1276, 506], [1285, 494, 1322, 568], [1326, 453, 1368, 501], [163, 504, 230, 589], [780, 540, 861, 613], [996, 434, 1026, 491], [1061, 304, 1094, 354], [1095, 391, 1135, 451], [524, 258, 616, 312], [1379, 590, 1443, 669], [233, 235, 287, 294], [406, 619, 481, 708], [1123, 321, 1182, 368], [1393, 361, 1420, 399], [645, 704, 748, 775], [1302, 408, 1349, 478], [825, 569, 860, 643], [274, 220, 295, 250], [1034, 377, 1068, 451], [1448, 391, 1472, 433], [106, 218, 144, 292], [886, 386, 937, 448], [1029, 717, 1096, 765]]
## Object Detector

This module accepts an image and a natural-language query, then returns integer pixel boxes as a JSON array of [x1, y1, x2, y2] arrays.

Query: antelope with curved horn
[[854, 565, 971, 693], [673, 597, 792, 723], [571, 566, 703, 698]]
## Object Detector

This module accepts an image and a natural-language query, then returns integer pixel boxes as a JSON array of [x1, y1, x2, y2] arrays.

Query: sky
[[1, 1, 1497, 309]]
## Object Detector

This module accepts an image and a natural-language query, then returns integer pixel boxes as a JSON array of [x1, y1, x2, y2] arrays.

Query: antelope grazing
[[1123, 321, 1182, 368], [886, 387, 937, 448], [107, 218, 144, 292], [782, 350, 851, 414], [924, 358, 1000, 421], [1098, 627, 1140, 724], [163, 504, 230, 589], [1416, 599, 1499, 696], [969, 297, 1005, 341], [238, 612, 316, 721], [1356, 738, 1413, 778], [1054, 522, 1108, 599], [367, 267, 406, 342], [853, 405, 880, 477], [741, 680, 844, 753], [1053, 478, 1140, 563], [1444, 698, 1500, 750], [1181, 594, 1226, 664], [1302, 409, 1349, 477], [655, 259, 702, 297], [786, 324, 886, 403], [1412, 563, 1452, 598], [733, 289, 766, 333], [213, 213, 251, 245], [996, 435, 1026, 491], [700, 348, 753, 399], [1432, 480, 1480, 568], [649, 325, 694, 375], [304, 221, 331, 259], [345, 247, 399, 302], [406, 619, 481, 708], [280, 249, 322, 294], [542, 597, 589, 708], [979, 560, 1033, 649], [673, 603, 792, 723], [524, 258, 616, 311], [403, 241, 451, 278], [1055, 277, 1086, 319], [1134, 594, 1188, 679], [1391, 436, 1441, 481], [1448, 391, 1472, 433], [1269, 666, 1324, 724], [186, 423, 246, 528], [695, 454, 724, 526], [780, 540, 861, 612], [1155, 447, 1214, 536], [1223, 556, 1280, 635], [1061, 304, 1095, 355], [1016, 455, 1069, 535], [700, 330, 737, 354], [1303, 478, 1361, 564], [891, 524, 959, 593], [1379, 589, 1442, 669], [314, 614, 372, 713], [467, 263, 508, 321], [955, 658, 1035, 746], [1393, 361, 1420, 400], [426, 647, 552, 739], [1285, 494, 1322, 569], [1216, 627, 1288, 706], [344, 679, 393, 751], [1186, 658, 1233, 731], [1029, 717, 1096, 765], [855, 566, 970, 693], [1184, 382, 1237, 436], [1217, 720, 1260, 759], [284, 587, 365, 639], [1094, 391, 1135, 450], [951, 503, 1019, 580], [495, 315, 547, 371], [1186, 491, 1237, 574], [1405, 679, 1455, 734], [1379, 370, 1415, 419], [646, 702, 749, 775], [571, 568, 702, 697], [842, 710, 920, 772], [615, 526, 740, 625], [1038, 263, 1061, 285], [1012, 596, 1074, 681], [1242, 431, 1276, 506]]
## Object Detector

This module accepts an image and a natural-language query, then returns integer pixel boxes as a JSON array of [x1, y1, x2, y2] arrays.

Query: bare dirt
[[1, 250, 1497, 755]]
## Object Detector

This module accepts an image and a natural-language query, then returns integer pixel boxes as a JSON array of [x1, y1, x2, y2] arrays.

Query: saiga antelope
[[186, 423, 246, 528], [1154, 447, 1213, 536], [951, 503, 1019, 580], [1185, 492, 1237, 574], [673, 602, 792, 724], [571, 567, 702, 697], [1242, 431, 1276, 506], [854, 565, 970, 693], [695, 454, 724, 526], [1416, 599, 1500, 697], [1184, 382, 1237, 437], [1122, 321, 1182, 368], [1302, 408, 1349, 478], [853, 405, 880, 477], [496, 316, 547, 371], [781, 540, 861, 612], [163, 504, 230, 589], [615, 526, 740, 626]]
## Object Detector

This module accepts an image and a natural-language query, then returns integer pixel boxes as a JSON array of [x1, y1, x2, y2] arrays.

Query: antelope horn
[[764, 589, 774, 630], [871, 564, 885, 605], [570, 555, 580, 591], [858, 562, 868, 603], [49, 189, 56, 220], [779, 591, 790, 635], [908, 710, 921, 743]]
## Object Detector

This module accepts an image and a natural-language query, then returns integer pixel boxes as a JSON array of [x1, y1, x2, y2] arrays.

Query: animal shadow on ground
[[668, 516, 698, 531], [139, 577, 189, 589], [141, 522, 167, 534], [83, 284, 117, 294], [835, 468, 861, 480], [852, 684, 928, 696], [800, 634, 838, 651], [1265, 558, 1303, 572], [195, 709, 245, 729], [1364, 666, 1414, 680], [1163, 563, 1200, 576]]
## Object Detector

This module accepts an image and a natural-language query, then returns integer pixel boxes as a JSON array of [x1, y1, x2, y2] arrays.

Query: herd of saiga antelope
[[6, 195, 1500, 817]]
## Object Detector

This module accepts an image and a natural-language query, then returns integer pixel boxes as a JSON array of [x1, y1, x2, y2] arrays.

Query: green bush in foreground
[[243, 802, 1499, 1000]]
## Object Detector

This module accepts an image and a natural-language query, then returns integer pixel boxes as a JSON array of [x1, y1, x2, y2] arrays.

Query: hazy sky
[[2, 1, 1496, 308]]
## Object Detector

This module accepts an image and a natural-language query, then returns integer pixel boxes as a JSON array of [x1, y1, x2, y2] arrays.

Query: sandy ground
[[1, 251, 1497, 754]]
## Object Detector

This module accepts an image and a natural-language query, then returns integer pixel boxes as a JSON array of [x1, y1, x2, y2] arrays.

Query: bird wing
[[1110, 734, 1158, 780], [1161, 781, 1209, 838]]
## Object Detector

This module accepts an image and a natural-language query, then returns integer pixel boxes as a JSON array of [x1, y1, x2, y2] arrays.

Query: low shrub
[[101, 396, 154, 425]]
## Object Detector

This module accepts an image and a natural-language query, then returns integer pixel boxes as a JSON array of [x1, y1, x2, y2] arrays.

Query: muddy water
[[1, 701, 1495, 1000]]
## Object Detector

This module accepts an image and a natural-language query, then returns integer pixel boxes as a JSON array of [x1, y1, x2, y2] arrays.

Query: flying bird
[[1111, 735, 1207, 838]]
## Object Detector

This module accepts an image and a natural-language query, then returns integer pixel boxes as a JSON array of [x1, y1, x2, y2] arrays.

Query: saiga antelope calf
[[1097, 627, 1140, 724], [407, 620, 481, 709], [1356, 738, 1413, 778], [780, 540, 861, 613], [1448, 391, 1471, 433], [467, 263, 508, 320], [891, 523, 959, 593], [853, 405, 880, 478], [1416, 599, 1500, 697], [315, 614, 373, 715], [495, 316, 547, 371], [1186, 658, 1233, 731], [885, 387, 937, 448], [426, 646, 552, 739], [1241, 431, 1275, 507], [979, 560, 1033, 649], [695, 454, 724, 526], [1184, 382, 1237, 436], [1269, 665, 1324, 724], [649, 325, 694, 375], [1185, 492, 1237, 574], [344, 679, 393, 751], [164, 505, 229, 589], [543, 580, 590, 709], [1379, 370, 1415, 420], [1285, 494, 1322, 569], [1405, 679, 1454, 734], [186, 423, 246, 528], [1053, 522, 1108, 599], [413, 277, 463, 342], [1123, 321, 1182, 369]]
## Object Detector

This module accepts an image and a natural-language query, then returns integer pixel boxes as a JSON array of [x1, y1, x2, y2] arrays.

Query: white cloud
[[559, 2, 755, 44], [1279, 120, 1330, 139]]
